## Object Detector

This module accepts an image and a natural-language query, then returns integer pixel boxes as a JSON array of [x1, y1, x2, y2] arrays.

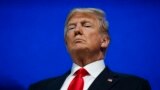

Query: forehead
[[67, 12, 98, 24]]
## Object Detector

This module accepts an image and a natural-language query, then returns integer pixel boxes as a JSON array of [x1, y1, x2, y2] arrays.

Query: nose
[[74, 24, 83, 36]]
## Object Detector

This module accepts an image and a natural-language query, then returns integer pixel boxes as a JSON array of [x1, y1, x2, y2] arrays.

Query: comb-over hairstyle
[[64, 8, 110, 39]]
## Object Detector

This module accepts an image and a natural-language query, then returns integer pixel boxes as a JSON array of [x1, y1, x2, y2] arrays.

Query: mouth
[[74, 39, 85, 43]]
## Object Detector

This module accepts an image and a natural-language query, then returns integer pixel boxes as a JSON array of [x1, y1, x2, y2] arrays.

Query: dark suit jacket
[[29, 67, 151, 90]]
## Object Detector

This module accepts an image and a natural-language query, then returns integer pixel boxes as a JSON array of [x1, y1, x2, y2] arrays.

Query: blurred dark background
[[0, 0, 160, 90]]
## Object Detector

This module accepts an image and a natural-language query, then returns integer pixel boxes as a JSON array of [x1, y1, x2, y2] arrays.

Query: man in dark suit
[[29, 8, 151, 90]]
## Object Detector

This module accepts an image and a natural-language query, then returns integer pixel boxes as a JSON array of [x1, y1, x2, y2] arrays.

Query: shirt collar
[[70, 60, 105, 78]]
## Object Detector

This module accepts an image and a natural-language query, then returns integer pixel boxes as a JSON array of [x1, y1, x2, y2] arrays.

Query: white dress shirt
[[60, 60, 105, 90]]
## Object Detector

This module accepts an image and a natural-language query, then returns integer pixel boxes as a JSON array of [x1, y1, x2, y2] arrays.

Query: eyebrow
[[67, 23, 76, 27], [68, 20, 92, 26], [81, 21, 91, 25]]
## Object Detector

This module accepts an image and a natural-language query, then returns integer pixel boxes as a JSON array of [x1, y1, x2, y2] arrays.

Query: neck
[[70, 51, 104, 67]]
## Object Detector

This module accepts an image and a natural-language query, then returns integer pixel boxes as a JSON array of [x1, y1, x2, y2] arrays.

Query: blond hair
[[64, 8, 110, 39]]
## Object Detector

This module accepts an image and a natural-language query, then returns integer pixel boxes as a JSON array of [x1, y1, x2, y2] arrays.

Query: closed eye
[[82, 21, 92, 28], [84, 24, 91, 27], [67, 24, 76, 30]]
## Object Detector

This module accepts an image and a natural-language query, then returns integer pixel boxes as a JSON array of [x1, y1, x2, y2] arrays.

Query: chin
[[74, 46, 87, 50], [71, 46, 88, 52]]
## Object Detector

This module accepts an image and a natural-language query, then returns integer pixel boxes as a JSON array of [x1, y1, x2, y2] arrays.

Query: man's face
[[65, 13, 108, 54]]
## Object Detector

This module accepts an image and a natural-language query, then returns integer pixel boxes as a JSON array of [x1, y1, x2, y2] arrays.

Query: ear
[[101, 35, 110, 48]]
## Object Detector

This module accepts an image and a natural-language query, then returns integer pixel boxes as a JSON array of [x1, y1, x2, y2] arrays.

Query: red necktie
[[68, 68, 89, 90]]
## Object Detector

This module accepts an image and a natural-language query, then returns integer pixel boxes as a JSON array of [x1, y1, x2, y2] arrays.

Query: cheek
[[66, 33, 74, 45], [87, 33, 101, 45]]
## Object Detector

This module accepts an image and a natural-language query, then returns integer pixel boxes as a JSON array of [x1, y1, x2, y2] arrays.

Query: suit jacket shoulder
[[88, 68, 151, 90], [111, 72, 151, 90], [29, 71, 70, 90]]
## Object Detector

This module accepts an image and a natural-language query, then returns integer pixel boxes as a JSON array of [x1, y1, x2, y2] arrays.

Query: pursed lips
[[73, 38, 86, 43]]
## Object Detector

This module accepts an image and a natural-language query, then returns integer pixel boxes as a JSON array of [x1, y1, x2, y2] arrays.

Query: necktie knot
[[68, 68, 89, 90], [75, 68, 89, 77]]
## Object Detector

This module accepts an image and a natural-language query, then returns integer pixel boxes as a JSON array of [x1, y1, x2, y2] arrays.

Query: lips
[[74, 38, 85, 43]]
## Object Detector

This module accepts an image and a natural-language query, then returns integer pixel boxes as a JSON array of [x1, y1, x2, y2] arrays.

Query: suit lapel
[[46, 70, 71, 90], [88, 67, 120, 90]]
